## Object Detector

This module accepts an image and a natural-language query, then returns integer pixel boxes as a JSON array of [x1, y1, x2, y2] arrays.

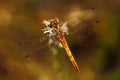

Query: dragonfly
[[42, 17, 80, 72], [18, 8, 99, 72]]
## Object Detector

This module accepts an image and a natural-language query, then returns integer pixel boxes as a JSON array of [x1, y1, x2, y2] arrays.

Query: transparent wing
[[17, 35, 49, 58], [64, 8, 99, 35]]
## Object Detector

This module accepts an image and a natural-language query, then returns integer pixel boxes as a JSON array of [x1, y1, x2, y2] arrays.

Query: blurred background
[[0, 0, 120, 80]]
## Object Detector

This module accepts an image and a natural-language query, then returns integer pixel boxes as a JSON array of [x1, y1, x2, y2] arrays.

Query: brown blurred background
[[0, 0, 120, 80]]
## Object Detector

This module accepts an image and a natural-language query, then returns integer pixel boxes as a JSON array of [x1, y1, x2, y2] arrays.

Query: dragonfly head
[[49, 17, 59, 28], [42, 17, 69, 36]]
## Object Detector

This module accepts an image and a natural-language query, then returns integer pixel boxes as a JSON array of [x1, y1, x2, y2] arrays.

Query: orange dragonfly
[[42, 17, 80, 72], [18, 8, 99, 72]]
